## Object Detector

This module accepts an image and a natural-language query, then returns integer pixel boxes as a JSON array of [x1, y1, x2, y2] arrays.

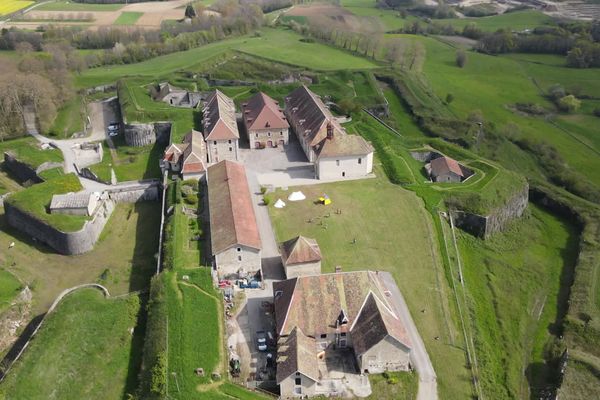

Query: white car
[[256, 331, 267, 352]]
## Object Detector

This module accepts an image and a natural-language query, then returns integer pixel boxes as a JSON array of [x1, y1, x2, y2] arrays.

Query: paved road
[[379, 271, 438, 400]]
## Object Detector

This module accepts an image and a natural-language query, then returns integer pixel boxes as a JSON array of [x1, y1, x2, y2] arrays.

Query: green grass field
[[0, 269, 22, 314], [0, 0, 33, 16], [114, 11, 143, 26], [437, 10, 553, 32], [0, 289, 143, 400], [47, 95, 85, 138], [341, 0, 419, 31], [0, 137, 63, 169], [270, 175, 472, 399], [453, 205, 579, 398], [77, 28, 379, 87], [36, 1, 124, 12], [0, 202, 160, 315]]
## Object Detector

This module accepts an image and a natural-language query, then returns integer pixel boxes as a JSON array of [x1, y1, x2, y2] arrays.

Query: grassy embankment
[[76, 27, 379, 88], [0, 289, 144, 400], [0, 269, 22, 314], [140, 181, 269, 400], [47, 94, 86, 139], [0, 137, 63, 170]]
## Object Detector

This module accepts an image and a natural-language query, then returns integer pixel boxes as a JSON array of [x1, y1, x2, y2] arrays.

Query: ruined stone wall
[[124, 123, 156, 147], [451, 183, 529, 238], [4, 199, 115, 255]]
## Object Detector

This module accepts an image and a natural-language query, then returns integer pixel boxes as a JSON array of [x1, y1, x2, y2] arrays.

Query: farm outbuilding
[[279, 236, 322, 278]]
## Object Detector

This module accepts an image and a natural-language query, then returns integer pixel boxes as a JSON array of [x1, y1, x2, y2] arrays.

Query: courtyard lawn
[[0, 137, 63, 169], [76, 28, 379, 87], [113, 11, 143, 26], [36, 1, 124, 11], [0, 269, 22, 314], [0, 289, 143, 400], [47, 94, 85, 138], [0, 202, 160, 315], [0, 0, 33, 16], [269, 174, 472, 399]]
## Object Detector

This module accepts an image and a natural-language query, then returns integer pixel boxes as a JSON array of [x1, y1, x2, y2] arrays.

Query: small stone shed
[[279, 236, 322, 279], [49, 192, 104, 217]]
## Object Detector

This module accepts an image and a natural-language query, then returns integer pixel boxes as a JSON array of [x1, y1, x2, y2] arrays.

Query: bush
[[445, 93, 454, 104], [183, 193, 199, 205], [260, 186, 267, 195], [263, 194, 271, 205], [557, 95, 581, 113]]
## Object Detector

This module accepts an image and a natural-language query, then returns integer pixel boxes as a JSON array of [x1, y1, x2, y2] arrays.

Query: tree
[[185, 4, 197, 19], [456, 49, 467, 68], [557, 95, 581, 113], [548, 84, 566, 100], [445, 93, 454, 104]]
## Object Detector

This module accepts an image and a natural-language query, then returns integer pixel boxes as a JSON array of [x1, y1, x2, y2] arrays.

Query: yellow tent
[[318, 194, 332, 205]]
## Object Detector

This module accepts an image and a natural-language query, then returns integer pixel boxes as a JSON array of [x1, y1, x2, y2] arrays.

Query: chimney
[[327, 122, 334, 140]]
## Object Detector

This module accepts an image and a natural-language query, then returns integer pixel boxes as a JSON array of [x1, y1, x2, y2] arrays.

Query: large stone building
[[161, 130, 208, 180], [242, 92, 290, 149], [207, 160, 261, 278], [274, 271, 411, 398], [284, 86, 373, 180], [202, 90, 240, 163], [279, 235, 322, 279]]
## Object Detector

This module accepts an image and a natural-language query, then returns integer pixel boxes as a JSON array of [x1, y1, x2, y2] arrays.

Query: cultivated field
[[0, 0, 33, 16], [0, 289, 143, 400]]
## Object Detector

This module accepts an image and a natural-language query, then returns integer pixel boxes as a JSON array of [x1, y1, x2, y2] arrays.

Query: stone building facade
[[202, 90, 239, 163], [242, 92, 290, 149]]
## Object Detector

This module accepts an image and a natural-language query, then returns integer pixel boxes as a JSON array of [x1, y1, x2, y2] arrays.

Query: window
[[320, 333, 327, 339], [237, 247, 241, 252], [275, 290, 283, 298], [255, 133, 258, 138], [336, 160, 340, 166], [229, 147, 233, 152], [280, 131, 283, 136], [228, 140, 231, 144], [341, 332, 347, 337], [295, 378, 301, 385], [358, 157, 362, 164], [238, 255, 242, 261], [295, 372, 300, 376], [213, 141, 217, 145], [268, 132, 271, 137]]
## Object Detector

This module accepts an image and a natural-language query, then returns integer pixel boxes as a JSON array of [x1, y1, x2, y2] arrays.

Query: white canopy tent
[[287, 191, 306, 201]]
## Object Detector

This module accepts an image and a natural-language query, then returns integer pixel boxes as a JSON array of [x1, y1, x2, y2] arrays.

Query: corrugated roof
[[243, 92, 289, 131], [276, 327, 319, 384], [207, 160, 261, 254], [279, 236, 322, 266], [203, 90, 239, 140], [49, 192, 93, 210], [430, 156, 463, 177]]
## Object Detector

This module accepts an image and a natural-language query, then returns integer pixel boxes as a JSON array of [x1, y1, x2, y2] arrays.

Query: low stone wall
[[451, 183, 529, 238], [4, 198, 115, 255]]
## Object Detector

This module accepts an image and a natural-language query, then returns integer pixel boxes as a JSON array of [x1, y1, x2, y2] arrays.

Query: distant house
[[279, 236, 322, 279], [242, 92, 290, 149], [202, 90, 240, 163], [162, 130, 208, 180], [274, 271, 411, 398], [49, 192, 104, 216], [154, 82, 202, 108], [284, 85, 373, 180], [207, 160, 261, 278], [427, 156, 465, 183]]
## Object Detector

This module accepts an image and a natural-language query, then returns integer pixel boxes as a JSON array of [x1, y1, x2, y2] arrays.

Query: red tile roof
[[203, 90, 239, 141], [279, 236, 321, 266], [430, 156, 463, 177], [243, 92, 289, 131], [207, 160, 261, 254]]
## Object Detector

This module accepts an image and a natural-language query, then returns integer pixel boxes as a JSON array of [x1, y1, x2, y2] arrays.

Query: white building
[[202, 90, 240, 163]]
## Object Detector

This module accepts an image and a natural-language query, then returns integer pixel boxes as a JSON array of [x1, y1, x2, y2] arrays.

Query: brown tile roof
[[276, 327, 319, 384], [202, 90, 239, 141], [315, 132, 374, 159], [242, 92, 289, 131], [163, 143, 186, 163], [285, 85, 344, 147], [273, 271, 392, 337], [430, 156, 463, 177], [181, 130, 207, 173], [279, 236, 322, 266], [207, 160, 261, 254], [351, 292, 411, 356]]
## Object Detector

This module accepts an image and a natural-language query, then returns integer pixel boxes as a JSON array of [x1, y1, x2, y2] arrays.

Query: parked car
[[238, 279, 260, 289], [256, 331, 267, 352]]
